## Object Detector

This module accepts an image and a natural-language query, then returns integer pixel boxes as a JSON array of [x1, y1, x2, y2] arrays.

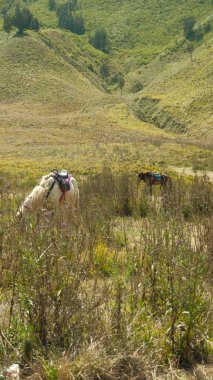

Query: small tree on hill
[[90, 27, 109, 53], [48, 0, 56, 11], [186, 42, 194, 62], [69, 0, 78, 11], [73, 14, 85, 34], [117, 73, 125, 95], [58, 11, 85, 34], [31, 16, 40, 32], [204, 21, 212, 33], [183, 16, 195, 40], [100, 63, 109, 78], [57, 3, 69, 27], [3, 14, 13, 33], [57, 1, 78, 16], [3, 5, 40, 35], [57, 2, 85, 34], [13, 4, 33, 34]]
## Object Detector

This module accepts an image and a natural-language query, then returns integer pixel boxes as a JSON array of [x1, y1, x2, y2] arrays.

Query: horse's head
[[137, 172, 146, 182]]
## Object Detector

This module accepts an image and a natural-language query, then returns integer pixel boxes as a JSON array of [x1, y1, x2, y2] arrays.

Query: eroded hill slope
[[131, 33, 213, 139]]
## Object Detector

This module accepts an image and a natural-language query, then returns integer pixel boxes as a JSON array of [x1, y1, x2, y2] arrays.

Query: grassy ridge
[[1, 0, 212, 61], [28, 0, 213, 62], [0, 31, 102, 104]]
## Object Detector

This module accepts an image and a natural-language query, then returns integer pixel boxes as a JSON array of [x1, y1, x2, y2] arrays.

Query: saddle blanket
[[154, 173, 161, 181]]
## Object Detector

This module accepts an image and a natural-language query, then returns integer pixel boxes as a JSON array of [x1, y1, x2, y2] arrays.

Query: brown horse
[[137, 171, 172, 195]]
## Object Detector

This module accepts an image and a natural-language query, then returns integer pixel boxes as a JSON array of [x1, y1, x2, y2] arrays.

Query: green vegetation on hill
[[2, 4, 40, 34], [132, 33, 213, 138], [27, 0, 213, 61], [1, 0, 212, 60], [0, 2, 213, 378], [0, 0, 212, 175]]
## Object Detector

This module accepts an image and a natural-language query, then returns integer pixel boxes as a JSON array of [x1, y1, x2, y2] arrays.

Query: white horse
[[17, 171, 79, 220]]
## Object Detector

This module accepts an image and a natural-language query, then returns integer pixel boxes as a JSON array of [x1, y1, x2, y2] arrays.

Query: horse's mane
[[21, 174, 55, 212], [39, 173, 55, 189]]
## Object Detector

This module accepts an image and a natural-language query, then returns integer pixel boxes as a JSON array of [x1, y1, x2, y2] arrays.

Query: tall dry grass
[[0, 170, 212, 379]]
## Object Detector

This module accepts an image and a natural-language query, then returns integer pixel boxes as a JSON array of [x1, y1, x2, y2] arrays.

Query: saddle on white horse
[[46, 170, 71, 199], [17, 169, 79, 220]]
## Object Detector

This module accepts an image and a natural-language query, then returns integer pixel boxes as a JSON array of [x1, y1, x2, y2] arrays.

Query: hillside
[[1, 2, 213, 379], [0, 0, 212, 175], [130, 33, 213, 138], [21, 0, 213, 63]]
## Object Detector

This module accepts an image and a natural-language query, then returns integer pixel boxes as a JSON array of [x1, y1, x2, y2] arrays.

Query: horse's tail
[[164, 175, 172, 190], [69, 177, 79, 211], [168, 175, 172, 187]]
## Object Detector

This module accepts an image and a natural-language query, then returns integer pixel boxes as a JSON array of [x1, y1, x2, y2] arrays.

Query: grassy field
[[0, 1, 213, 378], [0, 171, 213, 379]]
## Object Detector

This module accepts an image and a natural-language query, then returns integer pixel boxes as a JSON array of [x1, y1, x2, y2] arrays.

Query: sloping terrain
[[0, 31, 104, 104], [0, 3, 213, 379], [0, 0, 212, 175], [131, 32, 213, 139], [0, 31, 170, 174], [28, 0, 213, 63]]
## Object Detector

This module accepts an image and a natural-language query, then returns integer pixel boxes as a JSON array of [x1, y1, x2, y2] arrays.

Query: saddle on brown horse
[[137, 171, 171, 194]]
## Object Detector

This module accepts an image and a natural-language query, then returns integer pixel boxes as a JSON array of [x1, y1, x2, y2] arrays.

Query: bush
[[204, 21, 212, 33], [3, 4, 40, 34], [3, 14, 13, 33], [57, 4, 85, 35], [48, 0, 56, 11], [13, 4, 33, 34], [100, 63, 109, 78], [117, 73, 125, 95], [139, 199, 149, 217], [87, 63, 94, 72], [31, 17, 40, 32], [183, 16, 195, 40], [131, 80, 143, 93], [90, 27, 109, 52]]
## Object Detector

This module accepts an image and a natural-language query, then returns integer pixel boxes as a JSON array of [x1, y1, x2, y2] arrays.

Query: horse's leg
[[36, 211, 40, 224], [160, 182, 164, 196], [74, 189, 80, 212]]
